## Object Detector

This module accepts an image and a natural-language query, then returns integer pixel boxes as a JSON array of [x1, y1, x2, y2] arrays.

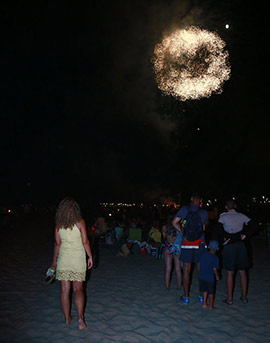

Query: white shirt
[[218, 209, 250, 234]]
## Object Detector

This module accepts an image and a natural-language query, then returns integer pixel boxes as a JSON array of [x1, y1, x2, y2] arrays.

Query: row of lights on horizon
[[100, 196, 270, 209]]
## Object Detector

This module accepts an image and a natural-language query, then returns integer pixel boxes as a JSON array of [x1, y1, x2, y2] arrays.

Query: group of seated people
[[86, 213, 166, 262]]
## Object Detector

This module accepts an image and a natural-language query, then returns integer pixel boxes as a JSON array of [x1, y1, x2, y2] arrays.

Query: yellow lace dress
[[56, 225, 86, 281]]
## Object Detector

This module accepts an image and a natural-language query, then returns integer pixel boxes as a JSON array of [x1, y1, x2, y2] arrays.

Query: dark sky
[[1, 0, 268, 206]]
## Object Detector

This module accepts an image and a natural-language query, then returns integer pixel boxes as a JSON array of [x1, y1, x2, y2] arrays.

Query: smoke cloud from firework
[[88, 1, 233, 199], [110, 2, 206, 138]]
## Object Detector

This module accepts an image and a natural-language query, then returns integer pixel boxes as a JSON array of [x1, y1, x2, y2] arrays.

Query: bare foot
[[78, 318, 87, 330], [65, 315, 75, 325], [209, 306, 216, 310], [202, 304, 208, 309]]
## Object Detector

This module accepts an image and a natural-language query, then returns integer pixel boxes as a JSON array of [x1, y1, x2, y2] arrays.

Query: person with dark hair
[[172, 193, 208, 305], [162, 217, 182, 290], [50, 197, 93, 330], [217, 199, 257, 305]]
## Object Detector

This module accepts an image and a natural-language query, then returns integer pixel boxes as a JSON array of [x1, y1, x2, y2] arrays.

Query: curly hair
[[55, 197, 82, 230]]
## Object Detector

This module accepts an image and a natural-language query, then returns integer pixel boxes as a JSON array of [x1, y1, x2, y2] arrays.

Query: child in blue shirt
[[199, 240, 220, 309]]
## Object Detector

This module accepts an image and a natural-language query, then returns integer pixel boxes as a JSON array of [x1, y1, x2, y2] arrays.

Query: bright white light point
[[197, 127, 200, 131], [225, 24, 229, 29]]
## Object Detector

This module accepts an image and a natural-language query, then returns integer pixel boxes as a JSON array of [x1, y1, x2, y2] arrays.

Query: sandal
[[223, 298, 233, 305], [45, 267, 56, 284], [240, 296, 248, 303]]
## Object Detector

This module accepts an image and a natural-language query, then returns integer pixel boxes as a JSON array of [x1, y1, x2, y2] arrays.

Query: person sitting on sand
[[198, 240, 220, 310], [50, 197, 93, 330]]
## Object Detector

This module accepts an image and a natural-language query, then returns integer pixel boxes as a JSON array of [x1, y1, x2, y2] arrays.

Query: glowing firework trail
[[153, 26, 231, 101]]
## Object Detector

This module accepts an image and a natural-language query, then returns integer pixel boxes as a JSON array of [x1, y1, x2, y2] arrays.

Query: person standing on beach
[[172, 193, 208, 305], [162, 213, 182, 290], [199, 240, 220, 310], [217, 199, 257, 305], [50, 197, 93, 330]]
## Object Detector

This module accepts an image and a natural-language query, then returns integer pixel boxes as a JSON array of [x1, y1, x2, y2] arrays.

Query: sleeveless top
[[56, 225, 86, 282], [165, 214, 177, 238]]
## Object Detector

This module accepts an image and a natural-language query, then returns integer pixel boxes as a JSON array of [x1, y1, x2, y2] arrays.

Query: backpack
[[182, 207, 203, 241]]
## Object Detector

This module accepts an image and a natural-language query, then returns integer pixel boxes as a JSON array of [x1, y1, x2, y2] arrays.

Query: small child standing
[[198, 240, 220, 309]]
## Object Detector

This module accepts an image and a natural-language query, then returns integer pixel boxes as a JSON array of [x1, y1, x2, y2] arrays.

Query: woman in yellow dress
[[50, 197, 93, 330]]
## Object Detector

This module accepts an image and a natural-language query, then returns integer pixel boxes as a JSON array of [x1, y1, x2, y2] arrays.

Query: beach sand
[[1, 214, 270, 343]]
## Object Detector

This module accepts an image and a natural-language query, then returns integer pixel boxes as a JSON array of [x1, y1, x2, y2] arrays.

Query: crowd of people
[[49, 193, 260, 330]]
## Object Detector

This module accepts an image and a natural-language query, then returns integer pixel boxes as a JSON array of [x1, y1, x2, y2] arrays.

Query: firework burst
[[153, 26, 231, 101]]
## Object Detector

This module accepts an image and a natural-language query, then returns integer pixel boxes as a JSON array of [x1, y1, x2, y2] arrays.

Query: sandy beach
[[1, 214, 270, 343]]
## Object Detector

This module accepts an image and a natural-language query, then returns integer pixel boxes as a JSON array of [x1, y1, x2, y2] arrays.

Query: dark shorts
[[180, 245, 206, 263], [223, 241, 249, 271], [199, 279, 215, 294]]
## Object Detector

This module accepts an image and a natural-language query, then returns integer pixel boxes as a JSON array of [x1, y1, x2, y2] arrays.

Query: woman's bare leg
[[239, 270, 248, 299], [164, 248, 173, 289], [226, 270, 235, 303], [73, 281, 86, 330], [173, 254, 182, 290], [60, 280, 72, 324]]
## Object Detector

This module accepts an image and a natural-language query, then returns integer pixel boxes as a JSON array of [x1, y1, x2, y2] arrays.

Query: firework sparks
[[153, 26, 231, 101]]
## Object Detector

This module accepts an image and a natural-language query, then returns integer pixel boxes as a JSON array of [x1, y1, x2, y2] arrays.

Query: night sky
[[1, 0, 268, 206]]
